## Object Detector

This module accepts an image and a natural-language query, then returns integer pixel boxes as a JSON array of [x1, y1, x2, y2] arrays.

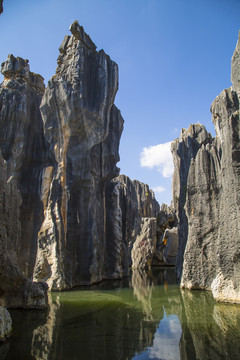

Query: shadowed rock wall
[[0, 56, 50, 308]]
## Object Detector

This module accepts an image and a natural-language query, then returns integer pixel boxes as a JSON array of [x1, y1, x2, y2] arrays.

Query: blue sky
[[0, 0, 239, 205]]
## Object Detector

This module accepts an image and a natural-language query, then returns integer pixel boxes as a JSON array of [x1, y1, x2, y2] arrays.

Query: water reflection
[[131, 270, 154, 321], [1, 268, 240, 360], [180, 290, 240, 360]]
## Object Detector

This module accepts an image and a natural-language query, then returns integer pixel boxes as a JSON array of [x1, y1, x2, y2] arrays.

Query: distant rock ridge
[[172, 30, 240, 303]]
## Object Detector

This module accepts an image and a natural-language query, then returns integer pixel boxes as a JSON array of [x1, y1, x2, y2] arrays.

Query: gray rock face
[[33, 21, 124, 289], [0, 149, 48, 308], [0, 54, 49, 308], [0, 21, 160, 298], [0, 54, 49, 279], [162, 227, 178, 265], [131, 217, 157, 270], [106, 175, 159, 274], [0, 307, 12, 342], [152, 203, 178, 266], [232, 30, 240, 95], [172, 31, 240, 303]]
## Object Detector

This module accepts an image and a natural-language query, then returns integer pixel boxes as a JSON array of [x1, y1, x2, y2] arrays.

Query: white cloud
[[140, 141, 174, 178], [152, 186, 165, 193]]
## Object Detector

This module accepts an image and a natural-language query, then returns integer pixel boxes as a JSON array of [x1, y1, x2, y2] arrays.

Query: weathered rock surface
[[106, 174, 159, 275], [0, 21, 161, 299], [0, 55, 49, 308], [0, 54, 50, 279], [162, 227, 178, 265], [131, 217, 157, 270], [0, 307, 11, 342], [152, 203, 178, 266], [172, 31, 240, 303], [33, 21, 124, 289], [232, 30, 240, 96], [0, 148, 47, 308]]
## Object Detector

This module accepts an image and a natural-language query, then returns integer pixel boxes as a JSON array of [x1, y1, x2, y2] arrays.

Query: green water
[[1, 268, 240, 360]]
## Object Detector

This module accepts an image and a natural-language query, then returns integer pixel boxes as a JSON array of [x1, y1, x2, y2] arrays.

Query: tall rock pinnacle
[[33, 21, 124, 289], [172, 31, 240, 303], [0, 21, 160, 303], [232, 30, 240, 95]]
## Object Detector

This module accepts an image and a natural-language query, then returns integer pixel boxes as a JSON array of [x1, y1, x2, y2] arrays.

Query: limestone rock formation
[[33, 21, 124, 289], [152, 203, 178, 266], [0, 55, 49, 308], [0, 21, 161, 299], [172, 31, 240, 303], [162, 227, 178, 265], [0, 148, 47, 308], [131, 217, 157, 270], [105, 175, 159, 275], [232, 30, 240, 96], [0, 307, 12, 342], [0, 54, 50, 279]]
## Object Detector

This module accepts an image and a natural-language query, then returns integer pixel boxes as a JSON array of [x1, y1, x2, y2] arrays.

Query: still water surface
[[1, 268, 240, 360]]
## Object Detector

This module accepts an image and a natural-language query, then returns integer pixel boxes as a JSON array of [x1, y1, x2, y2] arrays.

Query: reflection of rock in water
[[180, 289, 240, 360], [4, 269, 240, 360], [131, 269, 154, 321], [1, 307, 48, 360], [31, 294, 60, 360]]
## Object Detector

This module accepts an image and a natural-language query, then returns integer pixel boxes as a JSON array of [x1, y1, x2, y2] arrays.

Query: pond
[[1, 268, 240, 359]]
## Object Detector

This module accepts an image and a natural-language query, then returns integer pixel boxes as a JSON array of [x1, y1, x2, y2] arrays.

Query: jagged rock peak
[[176, 123, 212, 145], [1, 54, 45, 93], [232, 30, 240, 94], [69, 20, 97, 50], [56, 20, 118, 104]]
